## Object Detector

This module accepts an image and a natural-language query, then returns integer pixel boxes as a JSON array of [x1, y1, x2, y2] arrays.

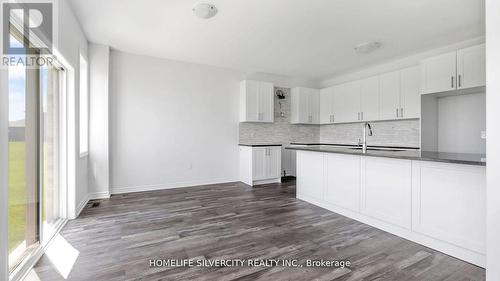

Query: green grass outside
[[8, 142, 26, 252]]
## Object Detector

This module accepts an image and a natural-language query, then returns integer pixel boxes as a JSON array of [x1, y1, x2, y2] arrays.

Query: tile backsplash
[[238, 87, 420, 148], [320, 119, 420, 147]]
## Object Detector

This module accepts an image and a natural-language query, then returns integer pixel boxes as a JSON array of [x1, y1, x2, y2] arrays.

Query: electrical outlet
[[481, 131, 487, 139]]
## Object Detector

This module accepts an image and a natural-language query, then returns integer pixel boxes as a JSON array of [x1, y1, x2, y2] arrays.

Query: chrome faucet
[[362, 122, 373, 154]]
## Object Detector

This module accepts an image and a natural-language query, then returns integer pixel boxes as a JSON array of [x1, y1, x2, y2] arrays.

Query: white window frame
[[79, 54, 89, 157]]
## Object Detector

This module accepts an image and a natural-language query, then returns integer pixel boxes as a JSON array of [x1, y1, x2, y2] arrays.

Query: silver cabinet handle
[[357, 112, 360, 120], [361, 112, 364, 120], [458, 75, 462, 88], [332, 114, 334, 123], [396, 108, 399, 118], [401, 107, 404, 118], [451, 76, 454, 88]]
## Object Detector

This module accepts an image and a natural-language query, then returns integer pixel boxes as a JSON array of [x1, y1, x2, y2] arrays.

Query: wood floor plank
[[31, 180, 485, 281]]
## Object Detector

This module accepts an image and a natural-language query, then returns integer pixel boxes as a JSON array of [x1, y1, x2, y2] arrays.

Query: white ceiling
[[69, 0, 485, 81]]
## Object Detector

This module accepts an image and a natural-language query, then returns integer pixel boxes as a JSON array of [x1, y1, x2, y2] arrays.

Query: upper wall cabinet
[[457, 44, 486, 89], [421, 44, 485, 95], [319, 66, 420, 124], [291, 87, 320, 124], [379, 66, 421, 120], [239, 80, 274, 123]]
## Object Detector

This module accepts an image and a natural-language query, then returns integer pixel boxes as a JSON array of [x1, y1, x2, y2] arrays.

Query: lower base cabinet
[[325, 154, 361, 211], [361, 157, 412, 229], [411, 161, 486, 254], [240, 146, 281, 186], [296, 151, 324, 200], [295, 150, 486, 266]]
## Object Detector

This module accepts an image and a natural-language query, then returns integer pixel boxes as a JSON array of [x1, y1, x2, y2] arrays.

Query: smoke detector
[[354, 41, 381, 54], [193, 2, 218, 19]]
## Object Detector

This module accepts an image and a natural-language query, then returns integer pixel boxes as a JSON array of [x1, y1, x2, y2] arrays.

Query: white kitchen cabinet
[[400, 66, 421, 119], [333, 81, 361, 123], [361, 157, 412, 229], [421, 44, 485, 94], [378, 67, 420, 120], [457, 44, 486, 90], [421, 51, 457, 94], [239, 146, 281, 186], [359, 76, 380, 121], [325, 154, 361, 211], [379, 70, 401, 120], [296, 151, 324, 201], [291, 87, 320, 124], [239, 80, 274, 123], [320, 87, 335, 124], [411, 161, 486, 254]]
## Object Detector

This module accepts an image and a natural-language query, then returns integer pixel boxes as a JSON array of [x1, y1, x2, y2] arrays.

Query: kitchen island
[[287, 145, 486, 267]]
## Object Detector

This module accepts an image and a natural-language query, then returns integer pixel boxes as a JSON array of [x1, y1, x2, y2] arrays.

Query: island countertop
[[286, 145, 486, 166]]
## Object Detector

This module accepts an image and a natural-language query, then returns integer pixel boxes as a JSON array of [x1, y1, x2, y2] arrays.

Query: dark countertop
[[290, 142, 420, 150], [239, 143, 283, 147], [286, 145, 486, 166]]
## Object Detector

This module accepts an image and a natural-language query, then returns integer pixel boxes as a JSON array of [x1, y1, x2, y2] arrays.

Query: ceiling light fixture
[[192, 2, 218, 19], [354, 41, 381, 54]]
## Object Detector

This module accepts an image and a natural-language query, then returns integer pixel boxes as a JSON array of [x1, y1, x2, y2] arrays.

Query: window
[[79, 54, 88, 156]]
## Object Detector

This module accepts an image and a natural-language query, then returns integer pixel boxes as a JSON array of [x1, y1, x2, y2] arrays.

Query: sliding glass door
[[7, 52, 40, 271], [7, 34, 66, 273]]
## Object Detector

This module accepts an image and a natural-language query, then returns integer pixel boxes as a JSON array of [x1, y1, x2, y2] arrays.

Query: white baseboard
[[111, 177, 240, 195], [75, 194, 89, 218], [88, 191, 111, 200]]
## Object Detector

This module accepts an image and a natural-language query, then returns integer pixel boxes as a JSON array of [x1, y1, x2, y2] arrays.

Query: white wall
[[486, 0, 500, 279], [437, 93, 486, 154], [88, 44, 110, 198], [109, 51, 245, 193]]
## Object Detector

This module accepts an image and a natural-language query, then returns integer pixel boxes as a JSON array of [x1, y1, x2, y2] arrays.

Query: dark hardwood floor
[[31, 180, 485, 281]]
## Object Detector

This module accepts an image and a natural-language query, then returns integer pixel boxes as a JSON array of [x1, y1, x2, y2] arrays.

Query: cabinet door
[[325, 154, 361, 211], [457, 44, 485, 89], [241, 80, 259, 122], [296, 151, 324, 201], [359, 76, 380, 121], [412, 161, 486, 253], [400, 66, 420, 119], [379, 71, 401, 120], [267, 147, 282, 178], [320, 88, 334, 124], [361, 157, 412, 229], [332, 84, 347, 123], [421, 51, 457, 94], [252, 148, 267, 180], [259, 82, 274, 122], [308, 89, 320, 124], [334, 81, 361, 123], [291, 88, 309, 124]]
